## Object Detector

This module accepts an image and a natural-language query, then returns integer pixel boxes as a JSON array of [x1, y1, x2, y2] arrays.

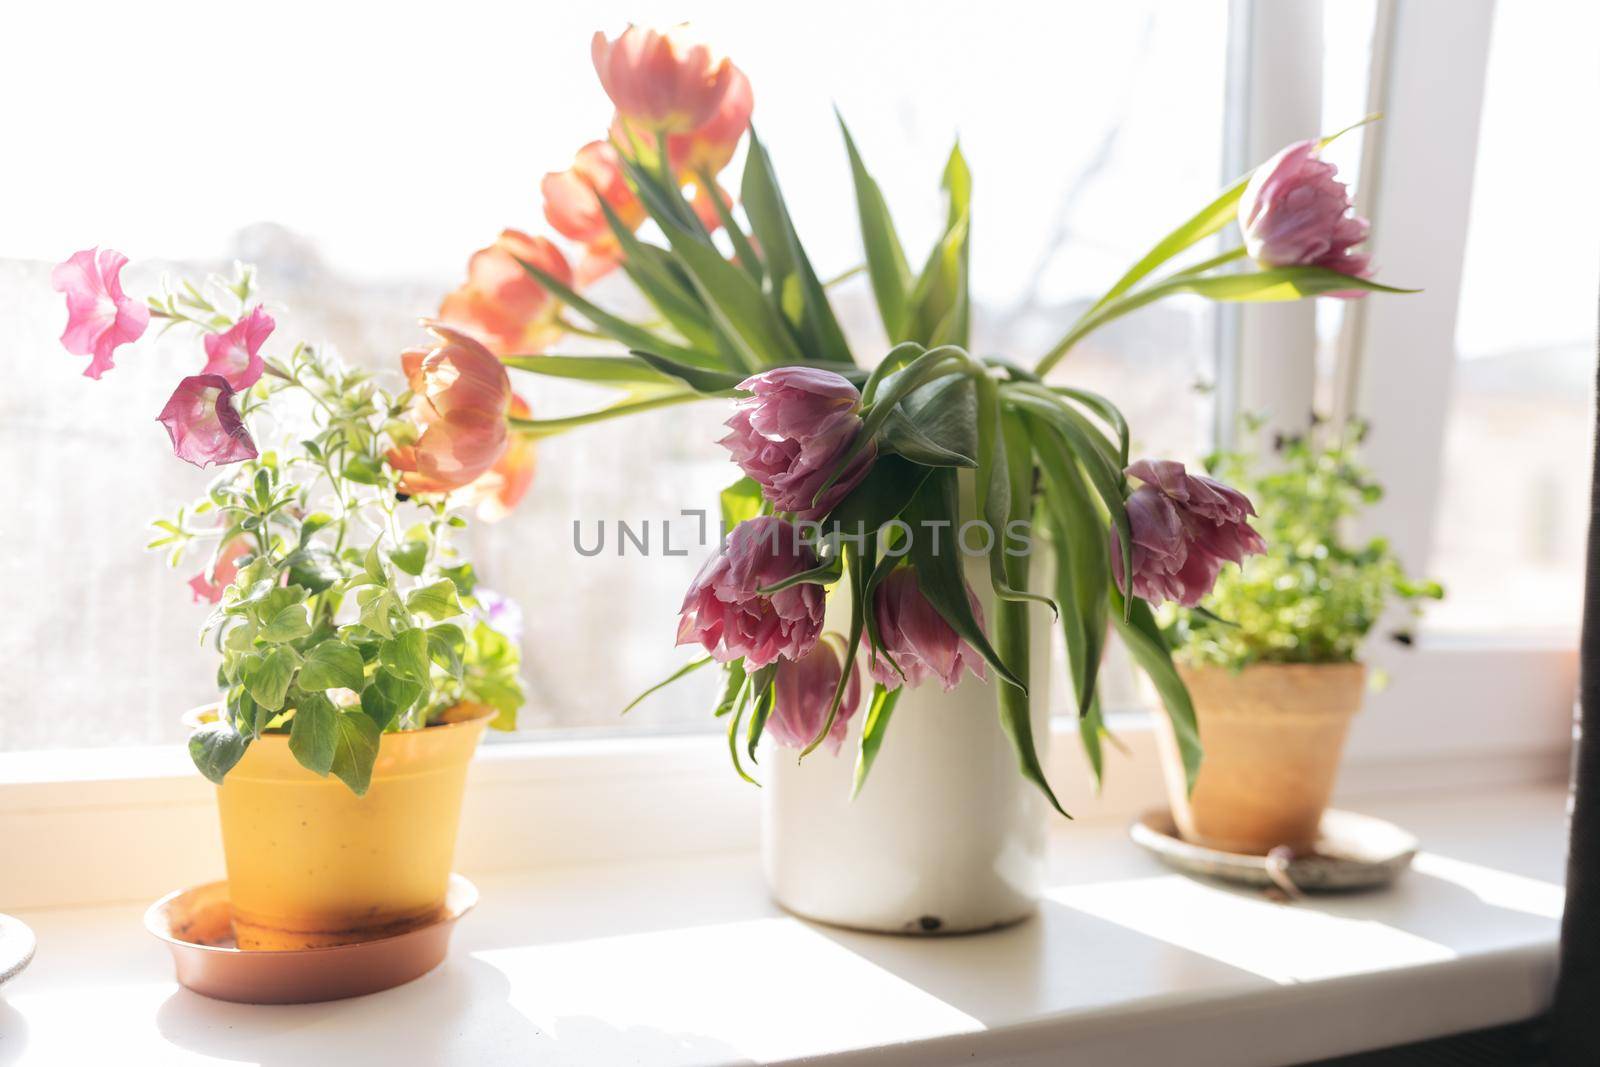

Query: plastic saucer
[[144, 874, 477, 1004]]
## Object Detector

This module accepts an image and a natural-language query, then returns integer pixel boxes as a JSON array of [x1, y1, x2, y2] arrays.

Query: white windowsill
[[1, 784, 1566, 1066]]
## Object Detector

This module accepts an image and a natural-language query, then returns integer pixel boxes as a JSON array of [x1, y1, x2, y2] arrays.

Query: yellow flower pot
[[190, 705, 493, 950], [1155, 663, 1366, 856]]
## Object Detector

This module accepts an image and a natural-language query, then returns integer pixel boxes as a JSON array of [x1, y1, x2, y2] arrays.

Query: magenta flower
[[767, 637, 862, 754], [51, 247, 150, 379], [201, 306, 275, 390], [156, 374, 258, 469], [1111, 459, 1266, 608], [865, 566, 987, 692], [1238, 140, 1372, 289], [677, 515, 825, 668], [721, 367, 876, 520]]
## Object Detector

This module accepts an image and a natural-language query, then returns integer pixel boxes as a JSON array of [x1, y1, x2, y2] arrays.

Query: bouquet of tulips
[[50, 256, 527, 793], [421, 24, 1409, 811]]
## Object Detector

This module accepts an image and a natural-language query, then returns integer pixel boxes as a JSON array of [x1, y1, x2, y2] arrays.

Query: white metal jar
[[760, 553, 1054, 934]]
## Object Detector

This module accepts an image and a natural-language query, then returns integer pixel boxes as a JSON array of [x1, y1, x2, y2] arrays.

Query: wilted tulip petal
[[768, 637, 862, 754], [865, 567, 987, 692], [439, 229, 572, 357], [592, 24, 736, 134], [387, 325, 513, 495], [1111, 458, 1266, 608], [677, 515, 825, 667], [721, 367, 876, 520], [1239, 140, 1373, 289], [201, 305, 275, 390], [51, 247, 150, 379], [188, 536, 253, 604], [156, 374, 258, 468]]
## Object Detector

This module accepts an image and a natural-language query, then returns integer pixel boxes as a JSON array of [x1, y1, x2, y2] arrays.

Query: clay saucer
[[1131, 809, 1417, 894], [144, 874, 477, 1004]]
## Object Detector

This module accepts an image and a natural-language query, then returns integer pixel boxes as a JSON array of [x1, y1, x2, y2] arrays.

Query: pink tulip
[[188, 536, 253, 604], [865, 567, 987, 692], [387, 325, 512, 495], [156, 374, 258, 468], [541, 141, 646, 285], [767, 637, 862, 754], [1238, 141, 1372, 287], [200, 306, 275, 390], [591, 25, 737, 134], [677, 515, 825, 668], [721, 367, 876, 520], [439, 229, 572, 357], [464, 394, 536, 522], [1111, 459, 1266, 608], [51, 247, 150, 379]]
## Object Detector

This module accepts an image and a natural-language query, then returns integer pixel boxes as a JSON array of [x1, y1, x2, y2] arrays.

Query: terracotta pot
[[186, 705, 492, 950], [1153, 663, 1366, 855]]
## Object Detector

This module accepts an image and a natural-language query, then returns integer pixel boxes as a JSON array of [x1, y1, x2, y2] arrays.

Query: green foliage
[[1173, 420, 1444, 670], [149, 273, 526, 793]]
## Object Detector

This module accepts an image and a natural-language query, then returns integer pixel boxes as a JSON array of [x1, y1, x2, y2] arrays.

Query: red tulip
[[387, 325, 512, 495], [591, 24, 736, 134], [439, 229, 572, 356]]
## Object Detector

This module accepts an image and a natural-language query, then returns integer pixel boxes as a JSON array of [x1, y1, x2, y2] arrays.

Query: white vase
[[760, 553, 1054, 934]]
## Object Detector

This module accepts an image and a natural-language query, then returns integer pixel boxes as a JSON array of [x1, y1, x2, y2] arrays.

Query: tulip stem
[[821, 263, 866, 288], [1033, 246, 1248, 378], [507, 388, 705, 437]]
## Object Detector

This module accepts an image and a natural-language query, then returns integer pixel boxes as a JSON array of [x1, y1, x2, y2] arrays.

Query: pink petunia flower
[[156, 374, 258, 469], [51, 247, 150, 379], [188, 537, 254, 604], [200, 306, 275, 390]]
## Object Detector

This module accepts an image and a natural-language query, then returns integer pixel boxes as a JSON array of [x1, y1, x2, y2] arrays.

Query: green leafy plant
[[1171, 418, 1444, 670], [143, 271, 525, 793]]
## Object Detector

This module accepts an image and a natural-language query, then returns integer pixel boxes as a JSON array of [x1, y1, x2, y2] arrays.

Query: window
[[1429, 0, 1599, 635], [4, 1, 1233, 747]]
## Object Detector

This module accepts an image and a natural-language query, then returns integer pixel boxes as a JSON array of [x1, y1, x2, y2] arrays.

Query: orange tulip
[[541, 141, 644, 286], [388, 325, 512, 495], [439, 230, 572, 357], [591, 24, 736, 134], [613, 64, 753, 180], [467, 394, 537, 521]]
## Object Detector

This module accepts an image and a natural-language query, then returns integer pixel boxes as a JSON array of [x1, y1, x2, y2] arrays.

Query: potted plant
[[50, 256, 528, 949], [1157, 420, 1444, 855], [424, 24, 1413, 932]]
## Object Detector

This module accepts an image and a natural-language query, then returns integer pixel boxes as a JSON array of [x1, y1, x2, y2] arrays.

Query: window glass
[[3, 0, 1229, 747], [1430, 0, 1599, 635]]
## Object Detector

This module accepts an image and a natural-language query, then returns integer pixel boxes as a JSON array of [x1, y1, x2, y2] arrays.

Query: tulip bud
[[591, 25, 737, 134], [768, 637, 862, 754], [720, 367, 876, 520], [1238, 140, 1372, 286], [439, 229, 572, 356], [677, 516, 825, 668], [1111, 459, 1266, 608], [865, 567, 987, 692]]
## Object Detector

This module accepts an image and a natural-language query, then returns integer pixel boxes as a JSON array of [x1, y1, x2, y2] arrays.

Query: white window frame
[[0, 0, 1574, 913]]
